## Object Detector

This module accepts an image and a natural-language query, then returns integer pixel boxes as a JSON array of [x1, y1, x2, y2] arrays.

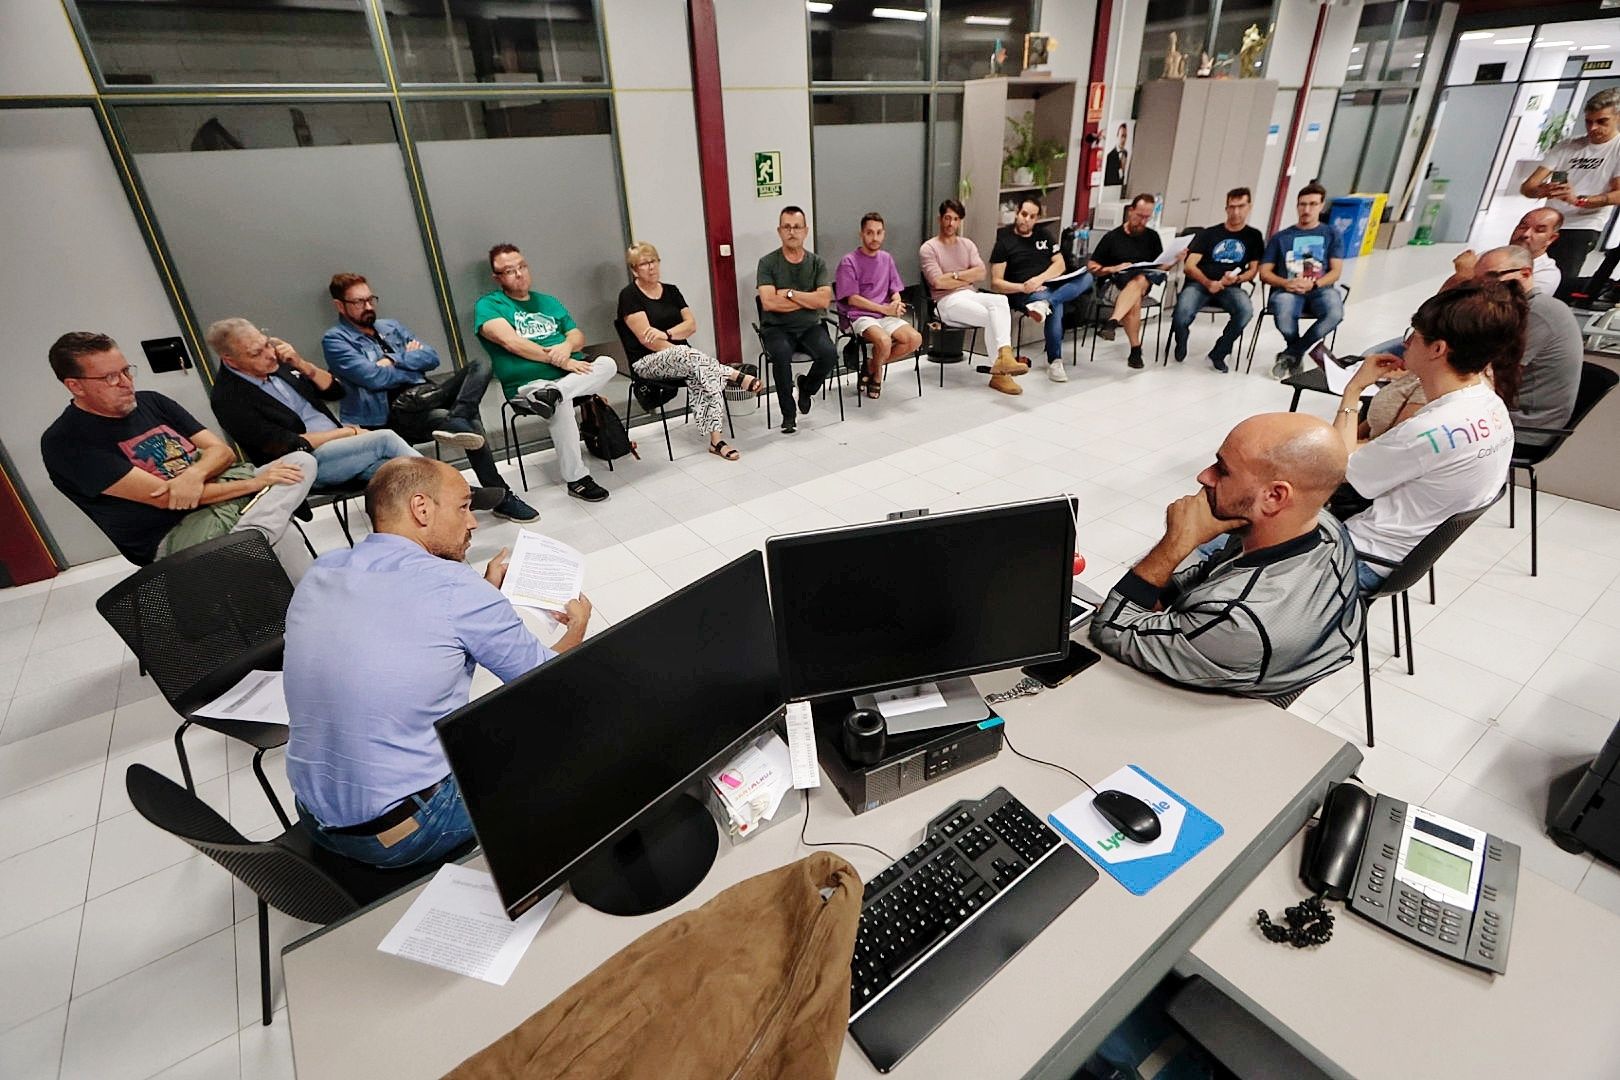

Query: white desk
[[283, 660, 1359, 1079], [1181, 829, 1620, 1079]]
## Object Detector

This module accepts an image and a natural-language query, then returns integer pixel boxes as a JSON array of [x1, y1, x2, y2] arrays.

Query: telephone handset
[[1298, 782, 1520, 973]]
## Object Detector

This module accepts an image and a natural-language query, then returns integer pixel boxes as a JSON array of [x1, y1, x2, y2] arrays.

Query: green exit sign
[[755, 150, 782, 198]]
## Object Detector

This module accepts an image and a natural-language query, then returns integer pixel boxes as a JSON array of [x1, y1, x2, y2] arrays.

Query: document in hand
[[1312, 343, 1380, 399], [192, 670, 289, 725], [377, 864, 560, 985], [500, 529, 586, 613], [1125, 233, 1193, 271]]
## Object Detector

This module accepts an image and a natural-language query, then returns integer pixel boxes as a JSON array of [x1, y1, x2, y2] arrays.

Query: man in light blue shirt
[[285, 457, 590, 868]]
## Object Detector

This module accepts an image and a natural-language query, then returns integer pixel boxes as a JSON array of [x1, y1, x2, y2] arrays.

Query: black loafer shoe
[[796, 375, 813, 415]]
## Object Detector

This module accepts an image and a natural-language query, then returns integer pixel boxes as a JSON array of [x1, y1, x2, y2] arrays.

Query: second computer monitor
[[766, 497, 1075, 703]]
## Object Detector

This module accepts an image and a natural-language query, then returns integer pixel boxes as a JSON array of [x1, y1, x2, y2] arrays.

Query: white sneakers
[[1048, 360, 1068, 383], [1027, 300, 1052, 323]]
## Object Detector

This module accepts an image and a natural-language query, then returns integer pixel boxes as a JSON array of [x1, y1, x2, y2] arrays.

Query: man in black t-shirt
[[1169, 187, 1265, 373], [40, 331, 315, 567], [1086, 194, 1166, 368], [990, 197, 1093, 382]]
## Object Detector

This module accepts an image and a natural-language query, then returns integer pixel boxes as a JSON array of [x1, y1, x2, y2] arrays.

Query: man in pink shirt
[[835, 212, 923, 399], [919, 199, 1028, 395]]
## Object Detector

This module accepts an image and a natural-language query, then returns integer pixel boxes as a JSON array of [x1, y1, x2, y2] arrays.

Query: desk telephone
[[1301, 783, 1519, 973]]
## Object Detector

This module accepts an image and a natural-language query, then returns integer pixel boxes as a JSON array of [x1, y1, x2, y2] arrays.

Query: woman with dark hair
[[1332, 281, 1526, 588]]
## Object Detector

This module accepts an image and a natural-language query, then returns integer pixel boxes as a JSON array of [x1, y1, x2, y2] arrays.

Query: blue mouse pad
[[1047, 764, 1223, 896]]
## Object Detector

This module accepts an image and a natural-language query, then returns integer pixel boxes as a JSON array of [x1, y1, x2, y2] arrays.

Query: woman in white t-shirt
[[1331, 281, 1528, 589]]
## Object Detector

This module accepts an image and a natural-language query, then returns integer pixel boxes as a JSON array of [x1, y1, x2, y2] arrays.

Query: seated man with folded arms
[[1086, 193, 1166, 370], [475, 243, 618, 503], [322, 272, 536, 522], [284, 457, 590, 869], [41, 331, 314, 568], [207, 317, 421, 488], [757, 205, 839, 433], [1091, 413, 1364, 700], [1169, 187, 1264, 373], [1442, 208, 1564, 298], [990, 196, 1093, 383], [920, 198, 1028, 395], [1259, 182, 1344, 379], [834, 211, 923, 399]]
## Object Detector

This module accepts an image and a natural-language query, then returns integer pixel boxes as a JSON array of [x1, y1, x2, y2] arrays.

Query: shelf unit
[[959, 77, 1077, 259]]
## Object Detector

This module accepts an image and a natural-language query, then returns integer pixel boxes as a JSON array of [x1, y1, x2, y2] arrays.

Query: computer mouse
[[1092, 789, 1162, 843]]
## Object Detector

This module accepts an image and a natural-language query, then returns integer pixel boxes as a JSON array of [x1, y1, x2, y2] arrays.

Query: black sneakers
[[796, 374, 814, 415], [781, 415, 798, 435], [1127, 348, 1144, 369], [490, 492, 538, 521], [567, 476, 610, 502], [469, 486, 507, 511], [525, 386, 563, 420]]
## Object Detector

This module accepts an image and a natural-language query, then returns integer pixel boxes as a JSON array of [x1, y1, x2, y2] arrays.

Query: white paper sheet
[[377, 864, 559, 986], [192, 670, 288, 725], [1124, 233, 1193, 271], [871, 683, 949, 718], [783, 701, 821, 790], [500, 530, 585, 613], [1046, 265, 1090, 284], [1312, 345, 1380, 399]]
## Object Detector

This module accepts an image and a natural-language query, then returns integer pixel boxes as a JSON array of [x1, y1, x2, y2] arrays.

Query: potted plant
[[1538, 111, 1573, 155], [1003, 111, 1066, 190]]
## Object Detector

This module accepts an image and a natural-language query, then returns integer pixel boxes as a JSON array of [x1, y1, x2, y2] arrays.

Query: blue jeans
[[1355, 558, 1387, 593], [311, 427, 420, 486], [1171, 282, 1253, 363], [1012, 274, 1092, 360], [299, 774, 475, 869], [1270, 286, 1344, 358]]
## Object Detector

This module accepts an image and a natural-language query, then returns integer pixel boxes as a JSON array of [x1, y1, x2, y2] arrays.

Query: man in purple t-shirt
[[834, 212, 923, 399]]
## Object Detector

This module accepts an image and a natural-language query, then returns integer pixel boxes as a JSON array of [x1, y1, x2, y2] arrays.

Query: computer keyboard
[[847, 786, 1099, 1073]]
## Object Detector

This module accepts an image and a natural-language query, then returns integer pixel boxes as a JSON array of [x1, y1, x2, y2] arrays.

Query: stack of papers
[[500, 530, 585, 613], [709, 733, 795, 839], [193, 670, 289, 725]]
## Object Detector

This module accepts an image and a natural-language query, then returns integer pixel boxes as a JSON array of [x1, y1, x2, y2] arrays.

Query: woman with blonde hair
[[617, 242, 762, 461]]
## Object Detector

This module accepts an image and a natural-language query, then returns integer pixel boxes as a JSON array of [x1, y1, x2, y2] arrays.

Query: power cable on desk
[[999, 725, 1099, 796], [798, 789, 897, 864]]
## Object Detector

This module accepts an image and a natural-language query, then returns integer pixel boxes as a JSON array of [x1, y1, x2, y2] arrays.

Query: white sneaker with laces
[[1027, 300, 1051, 323], [1048, 360, 1068, 383]]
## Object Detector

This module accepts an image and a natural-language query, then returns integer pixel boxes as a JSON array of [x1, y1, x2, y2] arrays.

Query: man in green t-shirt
[[757, 206, 837, 435], [474, 243, 618, 502]]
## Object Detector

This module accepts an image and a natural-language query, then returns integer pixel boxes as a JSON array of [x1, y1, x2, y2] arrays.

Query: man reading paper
[[284, 457, 591, 869]]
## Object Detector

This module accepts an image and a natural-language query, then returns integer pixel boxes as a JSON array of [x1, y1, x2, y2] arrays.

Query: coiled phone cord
[[1256, 894, 1335, 948]]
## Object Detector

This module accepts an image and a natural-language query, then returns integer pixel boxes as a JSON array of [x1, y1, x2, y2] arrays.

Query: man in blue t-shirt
[[1259, 182, 1344, 378]]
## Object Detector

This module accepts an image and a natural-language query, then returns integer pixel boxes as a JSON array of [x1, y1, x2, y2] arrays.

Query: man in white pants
[[919, 199, 1028, 396], [475, 244, 618, 502]]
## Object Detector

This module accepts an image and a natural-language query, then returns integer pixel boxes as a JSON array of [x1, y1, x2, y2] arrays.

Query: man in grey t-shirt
[[1473, 246, 1582, 447]]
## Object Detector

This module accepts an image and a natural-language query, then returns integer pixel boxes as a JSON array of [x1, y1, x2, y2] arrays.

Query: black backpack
[[578, 395, 639, 462]]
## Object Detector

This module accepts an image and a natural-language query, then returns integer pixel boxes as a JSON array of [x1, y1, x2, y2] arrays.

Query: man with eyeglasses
[[322, 272, 537, 522], [41, 331, 314, 567], [758, 205, 837, 433], [1441, 208, 1564, 299], [475, 244, 617, 502]]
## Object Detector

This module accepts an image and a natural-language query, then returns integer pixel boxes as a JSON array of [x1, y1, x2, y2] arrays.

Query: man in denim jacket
[[322, 271, 536, 521]]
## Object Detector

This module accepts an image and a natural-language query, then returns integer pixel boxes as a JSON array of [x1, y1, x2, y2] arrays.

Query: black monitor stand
[[568, 793, 720, 917]]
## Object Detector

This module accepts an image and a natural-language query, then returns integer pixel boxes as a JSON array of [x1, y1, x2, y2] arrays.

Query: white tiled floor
[[5, 242, 1620, 1078]]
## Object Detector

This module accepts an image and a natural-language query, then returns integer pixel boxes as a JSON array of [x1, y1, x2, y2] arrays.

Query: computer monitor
[[435, 552, 782, 919], [765, 497, 1075, 728]]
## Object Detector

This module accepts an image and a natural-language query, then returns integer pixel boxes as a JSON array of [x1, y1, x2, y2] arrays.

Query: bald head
[[365, 458, 478, 561], [1475, 245, 1533, 293], [1232, 413, 1347, 503], [1510, 208, 1561, 259]]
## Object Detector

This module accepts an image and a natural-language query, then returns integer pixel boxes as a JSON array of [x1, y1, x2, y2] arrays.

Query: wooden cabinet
[[1130, 79, 1278, 232], [958, 77, 1077, 260]]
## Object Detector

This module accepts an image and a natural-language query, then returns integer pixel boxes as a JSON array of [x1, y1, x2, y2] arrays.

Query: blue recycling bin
[[1327, 196, 1376, 261]]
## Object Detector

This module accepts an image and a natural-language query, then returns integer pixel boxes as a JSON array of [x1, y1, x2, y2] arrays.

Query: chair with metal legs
[[1354, 490, 1502, 747], [752, 298, 844, 427], [1507, 362, 1618, 576]]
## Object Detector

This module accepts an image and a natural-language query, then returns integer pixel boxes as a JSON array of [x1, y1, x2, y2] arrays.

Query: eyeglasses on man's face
[[75, 365, 137, 387], [342, 294, 381, 307], [635, 259, 660, 269], [495, 262, 530, 278]]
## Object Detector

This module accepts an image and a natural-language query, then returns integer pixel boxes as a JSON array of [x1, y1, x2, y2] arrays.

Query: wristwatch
[[785, 289, 795, 300]]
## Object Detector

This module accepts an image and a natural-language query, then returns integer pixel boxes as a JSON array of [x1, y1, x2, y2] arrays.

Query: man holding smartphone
[[1520, 88, 1620, 301], [1090, 413, 1364, 701]]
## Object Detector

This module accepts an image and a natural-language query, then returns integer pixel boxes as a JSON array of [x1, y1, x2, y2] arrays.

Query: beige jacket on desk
[[445, 852, 863, 1080]]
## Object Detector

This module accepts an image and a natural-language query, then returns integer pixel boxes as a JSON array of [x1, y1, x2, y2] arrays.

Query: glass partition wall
[[62, 0, 625, 394]]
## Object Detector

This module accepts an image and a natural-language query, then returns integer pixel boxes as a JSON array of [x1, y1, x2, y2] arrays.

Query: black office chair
[[124, 764, 473, 1025], [752, 297, 845, 426], [1508, 362, 1619, 576], [292, 476, 369, 556], [836, 291, 926, 405], [500, 394, 619, 492], [1243, 282, 1350, 372], [610, 317, 736, 459], [1354, 490, 1502, 747], [96, 531, 296, 830]]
